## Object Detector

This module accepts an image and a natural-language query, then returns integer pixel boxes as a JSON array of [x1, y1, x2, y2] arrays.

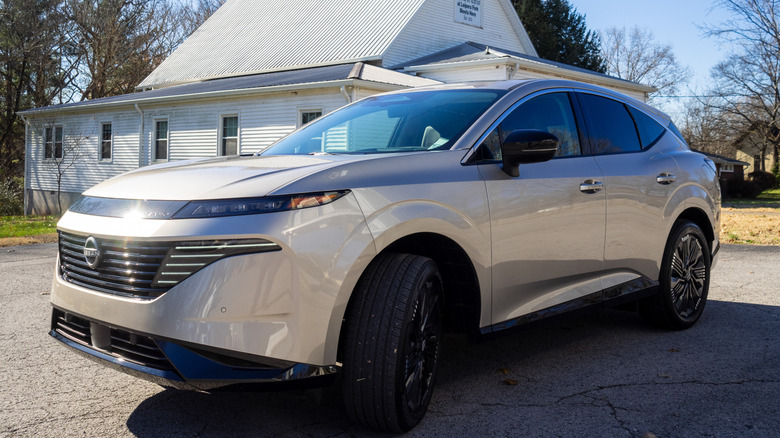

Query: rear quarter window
[[629, 107, 666, 149]]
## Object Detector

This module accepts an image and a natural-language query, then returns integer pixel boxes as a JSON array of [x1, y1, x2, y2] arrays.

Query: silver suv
[[50, 79, 719, 432]]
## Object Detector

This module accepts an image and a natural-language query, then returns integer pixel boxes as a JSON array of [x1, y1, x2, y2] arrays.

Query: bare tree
[[0, 0, 78, 179], [38, 118, 89, 214], [705, 0, 780, 173], [600, 26, 691, 100], [681, 96, 735, 157], [64, 0, 196, 100]]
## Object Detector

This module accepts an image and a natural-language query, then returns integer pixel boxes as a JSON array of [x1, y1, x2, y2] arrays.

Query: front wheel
[[341, 253, 443, 433], [640, 220, 711, 330]]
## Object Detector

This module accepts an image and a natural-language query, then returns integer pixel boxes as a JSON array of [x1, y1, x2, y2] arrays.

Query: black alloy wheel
[[640, 220, 711, 330], [402, 275, 441, 413]]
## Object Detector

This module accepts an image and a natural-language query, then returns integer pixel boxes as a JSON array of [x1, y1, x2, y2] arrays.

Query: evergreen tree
[[514, 0, 605, 73]]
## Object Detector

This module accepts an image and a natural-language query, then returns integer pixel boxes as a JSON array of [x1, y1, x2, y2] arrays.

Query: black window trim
[[465, 88, 585, 164], [573, 90, 669, 156]]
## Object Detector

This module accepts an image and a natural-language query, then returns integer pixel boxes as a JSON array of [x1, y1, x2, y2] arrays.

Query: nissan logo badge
[[84, 236, 101, 269]]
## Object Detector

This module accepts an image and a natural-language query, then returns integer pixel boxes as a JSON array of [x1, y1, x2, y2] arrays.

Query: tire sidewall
[[395, 259, 444, 430]]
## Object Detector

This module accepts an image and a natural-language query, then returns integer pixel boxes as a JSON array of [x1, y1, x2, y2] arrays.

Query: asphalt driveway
[[1, 243, 778, 437]]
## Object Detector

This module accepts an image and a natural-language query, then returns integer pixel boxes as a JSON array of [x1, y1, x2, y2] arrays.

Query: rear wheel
[[341, 253, 443, 433], [640, 220, 710, 329]]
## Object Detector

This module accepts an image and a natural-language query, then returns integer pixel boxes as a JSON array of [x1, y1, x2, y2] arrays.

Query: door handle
[[579, 180, 603, 194], [656, 173, 676, 185]]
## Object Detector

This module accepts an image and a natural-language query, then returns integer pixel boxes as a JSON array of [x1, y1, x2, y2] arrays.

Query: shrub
[[748, 170, 777, 191], [728, 179, 762, 198], [0, 177, 24, 216]]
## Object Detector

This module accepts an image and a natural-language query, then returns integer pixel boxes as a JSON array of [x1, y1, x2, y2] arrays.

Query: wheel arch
[[336, 232, 482, 362], [382, 233, 482, 334], [674, 206, 716, 252]]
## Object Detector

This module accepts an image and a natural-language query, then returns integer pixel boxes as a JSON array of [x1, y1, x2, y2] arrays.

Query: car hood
[[84, 155, 366, 200]]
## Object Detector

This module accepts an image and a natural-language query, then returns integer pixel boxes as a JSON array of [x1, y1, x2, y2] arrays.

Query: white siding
[[137, 89, 354, 166], [26, 87, 398, 195], [27, 110, 140, 195], [382, 0, 532, 68], [417, 64, 509, 82]]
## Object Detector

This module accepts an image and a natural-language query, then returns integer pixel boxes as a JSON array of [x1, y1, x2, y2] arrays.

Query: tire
[[639, 220, 711, 330], [341, 253, 443, 433]]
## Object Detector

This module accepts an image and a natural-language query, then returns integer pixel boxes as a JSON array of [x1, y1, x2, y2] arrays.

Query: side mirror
[[501, 129, 559, 177]]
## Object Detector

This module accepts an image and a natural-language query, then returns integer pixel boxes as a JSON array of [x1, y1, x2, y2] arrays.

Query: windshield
[[262, 89, 505, 155]]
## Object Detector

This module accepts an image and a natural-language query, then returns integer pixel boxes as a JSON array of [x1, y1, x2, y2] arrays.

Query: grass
[[0, 216, 58, 238], [720, 188, 780, 245], [724, 188, 780, 207]]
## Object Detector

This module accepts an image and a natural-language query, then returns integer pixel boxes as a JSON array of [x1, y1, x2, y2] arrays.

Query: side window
[[480, 92, 581, 159], [579, 93, 641, 154], [154, 120, 168, 161], [300, 110, 322, 127], [44, 127, 53, 159], [221, 115, 239, 155], [100, 123, 112, 160], [629, 107, 665, 149]]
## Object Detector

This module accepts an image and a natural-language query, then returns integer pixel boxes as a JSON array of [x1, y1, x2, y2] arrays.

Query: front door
[[477, 91, 606, 327]]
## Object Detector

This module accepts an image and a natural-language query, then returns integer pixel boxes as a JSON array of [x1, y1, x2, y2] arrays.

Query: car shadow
[[125, 299, 780, 437]]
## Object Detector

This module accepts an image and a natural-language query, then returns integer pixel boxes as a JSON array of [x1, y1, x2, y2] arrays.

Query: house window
[[754, 155, 761, 169], [44, 126, 63, 159], [300, 110, 322, 127], [721, 164, 734, 173], [100, 123, 112, 160], [221, 115, 238, 155], [154, 120, 168, 160]]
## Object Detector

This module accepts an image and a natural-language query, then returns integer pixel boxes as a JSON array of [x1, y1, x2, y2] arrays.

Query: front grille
[[59, 231, 281, 299], [60, 232, 170, 298], [52, 308, 174, 370]]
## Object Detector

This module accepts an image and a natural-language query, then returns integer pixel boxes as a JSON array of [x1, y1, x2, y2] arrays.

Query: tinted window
[[499, 92, 581, 157], [668, 121, 688, 144], [579, 94, 641, 154], [629, 107, 665, 149]]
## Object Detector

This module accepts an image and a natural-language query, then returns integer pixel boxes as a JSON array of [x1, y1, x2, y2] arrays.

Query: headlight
[[171, 190, 350, 219]]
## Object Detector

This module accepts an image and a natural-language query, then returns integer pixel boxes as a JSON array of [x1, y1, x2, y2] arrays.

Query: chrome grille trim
[[59, 232, 282, 299], [59, 232, 169, 299]]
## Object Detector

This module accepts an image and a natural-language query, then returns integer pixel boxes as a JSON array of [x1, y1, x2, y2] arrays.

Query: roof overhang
[[21, 78, 413, 117], [404, 57, 656, 95], [139, 56, 384, 90]]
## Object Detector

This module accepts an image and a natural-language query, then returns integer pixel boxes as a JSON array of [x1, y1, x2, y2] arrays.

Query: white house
[[21, 0, 653, 215]]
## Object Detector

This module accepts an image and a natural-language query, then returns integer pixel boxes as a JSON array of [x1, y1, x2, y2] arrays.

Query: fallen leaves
[[720, 208, 780, 245]]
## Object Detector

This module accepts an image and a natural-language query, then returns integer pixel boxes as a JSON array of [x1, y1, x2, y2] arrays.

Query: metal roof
[[400, 42, 656, 93], [22, 63, 439, 115], [139, 0, 427, 89]]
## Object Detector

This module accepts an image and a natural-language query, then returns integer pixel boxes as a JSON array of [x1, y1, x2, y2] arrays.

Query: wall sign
[[454, 0, 482, 28]]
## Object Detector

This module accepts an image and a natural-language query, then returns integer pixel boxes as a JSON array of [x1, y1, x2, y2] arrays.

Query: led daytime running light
[[172, 191, 349, 219]]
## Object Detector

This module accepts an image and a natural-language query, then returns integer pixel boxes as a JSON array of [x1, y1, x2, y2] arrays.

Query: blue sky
[[569, 0, 734, 93]]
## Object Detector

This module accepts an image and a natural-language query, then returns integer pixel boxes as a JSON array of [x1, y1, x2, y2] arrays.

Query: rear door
[[575, 92, 680, 291], [476, 91, 607, 327]]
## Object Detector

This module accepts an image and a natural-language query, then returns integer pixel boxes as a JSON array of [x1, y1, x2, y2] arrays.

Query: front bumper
[[50, 307, 337, 390]]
